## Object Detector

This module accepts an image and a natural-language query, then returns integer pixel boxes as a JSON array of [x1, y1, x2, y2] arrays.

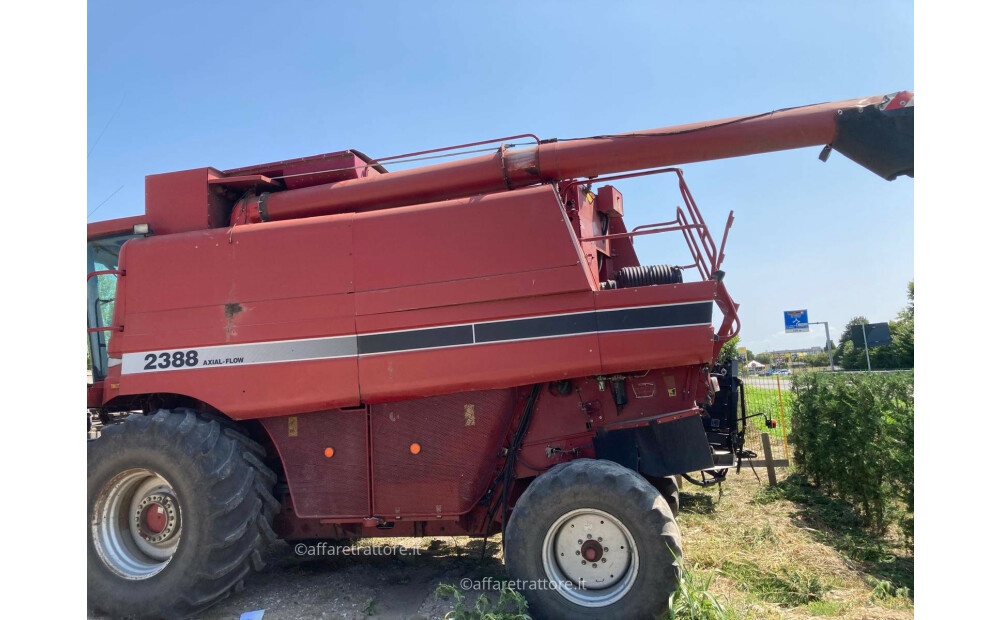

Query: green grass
[[678, 469, 913, 619], [434, 583, 531, 620]]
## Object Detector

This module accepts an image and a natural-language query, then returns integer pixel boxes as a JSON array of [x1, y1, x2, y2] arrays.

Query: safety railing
[[565, 167, 740, 351], [569, 168, 733, 280]]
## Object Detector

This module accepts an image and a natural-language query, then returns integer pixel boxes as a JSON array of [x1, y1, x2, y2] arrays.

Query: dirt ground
[[91, 468, 914, 619]]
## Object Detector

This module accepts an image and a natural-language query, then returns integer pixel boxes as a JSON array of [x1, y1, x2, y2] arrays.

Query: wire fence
[[735, 366, 915, 468], [738, 366, 794, 466]]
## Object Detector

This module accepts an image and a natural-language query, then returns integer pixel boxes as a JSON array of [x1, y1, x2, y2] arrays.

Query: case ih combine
[[87, 92, 913, 618]]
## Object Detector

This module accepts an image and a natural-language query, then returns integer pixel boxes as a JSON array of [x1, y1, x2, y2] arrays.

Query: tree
[[718, 335, 741, 364], [834, 283, 914, 371], [835, 316, 870, 370]]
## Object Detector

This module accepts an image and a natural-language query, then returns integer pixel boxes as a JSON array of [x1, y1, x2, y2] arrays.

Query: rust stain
[[224, 302, 242, 342]]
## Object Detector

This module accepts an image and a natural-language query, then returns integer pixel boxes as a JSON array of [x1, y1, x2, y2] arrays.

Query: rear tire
[[88, 409, 279, 618], [646, 474, 680, 517], [505, 459, 681, 619]]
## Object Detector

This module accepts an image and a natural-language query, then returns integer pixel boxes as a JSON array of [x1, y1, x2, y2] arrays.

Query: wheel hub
[[580, 539, 603, 562], [136, 493, 179, 542], [541, 508, 640, 607], [92, 469, 182, 580]]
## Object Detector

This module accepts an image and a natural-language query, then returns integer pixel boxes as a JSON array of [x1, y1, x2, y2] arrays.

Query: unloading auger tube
[[231, 91, 913, 224]]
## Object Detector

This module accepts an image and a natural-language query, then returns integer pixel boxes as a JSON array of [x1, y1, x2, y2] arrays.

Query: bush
[[789, 372, 913, 537]]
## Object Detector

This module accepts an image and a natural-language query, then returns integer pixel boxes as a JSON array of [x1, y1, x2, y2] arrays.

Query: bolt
[[601, 558, 607, 563], [578, 539, 583, 544], [587, 534, 592, 539], [598, 537, 603, 542], [581, 560, 586, 565], [592, 563, 597, 568], [575, 551, 580, 555], [604, 547, 609, 552]]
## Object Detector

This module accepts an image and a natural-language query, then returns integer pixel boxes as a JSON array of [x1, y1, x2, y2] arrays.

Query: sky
[[87, 1, 914, 354]]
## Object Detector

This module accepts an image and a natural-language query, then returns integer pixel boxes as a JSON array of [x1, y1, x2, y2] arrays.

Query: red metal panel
[[123, 216, 354, 315], [144, 168, 231, 235], [117, 358, 359, 419], [113, 214, 361, 415], [359, 335, 601, 403], [261, 410, 370, 518], [370, 389, 515, 518], [352, 186, 584, 292], [594, 282, 718, 373], [599, 327, 714, 375], [355, 265, 588, 317], [594, 280, 717, 310]]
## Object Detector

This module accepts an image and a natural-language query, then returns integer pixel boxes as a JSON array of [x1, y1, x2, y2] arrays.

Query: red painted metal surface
[[87, 91, 912, 532], [370, 389, 515, 519], [261, 410, 370, 518], [249, 94, 892, 223]]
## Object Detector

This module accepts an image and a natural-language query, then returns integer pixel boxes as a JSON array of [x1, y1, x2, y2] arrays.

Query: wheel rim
[[92, 468, 182, 579], [541, 508, 639, 607]]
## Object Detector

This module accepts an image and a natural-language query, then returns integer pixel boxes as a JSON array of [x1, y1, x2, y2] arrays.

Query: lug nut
[[598, 537, 603, 542], [592, 563, 598, 568], [575, 551, 580, 555], [604, 547, 609, 552], [601, 558, 607, 563], [578, 539, 582, 544], [587, 534, 592, 539], [581, 560, 586, 565]]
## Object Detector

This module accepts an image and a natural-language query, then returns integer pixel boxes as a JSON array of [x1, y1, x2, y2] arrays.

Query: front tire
[[505, 459, 681, 619], [88, 409, 279, 618]]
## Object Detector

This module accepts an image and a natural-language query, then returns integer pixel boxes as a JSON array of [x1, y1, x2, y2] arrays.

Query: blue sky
[[88, 1, 914, 354]]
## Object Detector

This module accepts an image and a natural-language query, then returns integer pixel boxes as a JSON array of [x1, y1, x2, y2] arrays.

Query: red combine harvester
[[87, 92, 913, 618]]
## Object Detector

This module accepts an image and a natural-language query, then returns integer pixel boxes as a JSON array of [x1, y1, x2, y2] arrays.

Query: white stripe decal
[[119, 302, 712, 374], [121, 335, 357, 374]]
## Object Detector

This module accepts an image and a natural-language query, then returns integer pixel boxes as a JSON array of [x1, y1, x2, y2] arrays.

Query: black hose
[[482, 384, 542, 545], [614, 264, 684, 287]]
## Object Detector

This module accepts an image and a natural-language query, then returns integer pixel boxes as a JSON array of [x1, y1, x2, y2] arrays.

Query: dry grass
[[677, 468, 913, 619]]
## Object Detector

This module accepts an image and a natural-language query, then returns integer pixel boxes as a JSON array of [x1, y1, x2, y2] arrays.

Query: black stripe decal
[[596, 303, 713, 333], [358, 325, 474, 355], [358, 302, 712, 355], [475, 312, 599, 343]]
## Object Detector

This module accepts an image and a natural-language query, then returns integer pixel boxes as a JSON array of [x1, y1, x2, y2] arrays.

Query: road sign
[[851, 323, 892, 348], [784, 310, 809, 333]]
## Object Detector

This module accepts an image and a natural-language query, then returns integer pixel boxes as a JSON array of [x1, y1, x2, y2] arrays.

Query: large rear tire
[[646, 474, 681, 517], [505, 459, 681, 619], [88, 409, 279, 618]]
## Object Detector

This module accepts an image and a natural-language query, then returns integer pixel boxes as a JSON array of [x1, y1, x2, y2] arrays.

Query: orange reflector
[[410, 443, 421, 455], [324, 447, 334, 458]]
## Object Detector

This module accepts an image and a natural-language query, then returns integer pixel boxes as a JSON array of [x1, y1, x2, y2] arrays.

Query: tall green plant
[[790, 372, 913, 536]]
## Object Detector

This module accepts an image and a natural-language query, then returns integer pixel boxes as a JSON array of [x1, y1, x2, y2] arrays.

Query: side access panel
[[370, 389, 516, 519], [260, 409, 370, 519]]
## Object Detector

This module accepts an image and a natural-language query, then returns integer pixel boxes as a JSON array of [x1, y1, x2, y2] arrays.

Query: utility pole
[[861, 323, 872, 372], [807, 321, 835, 371]]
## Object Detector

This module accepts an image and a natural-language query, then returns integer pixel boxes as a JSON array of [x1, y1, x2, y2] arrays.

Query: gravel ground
[[203, 537, 507, 620]]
